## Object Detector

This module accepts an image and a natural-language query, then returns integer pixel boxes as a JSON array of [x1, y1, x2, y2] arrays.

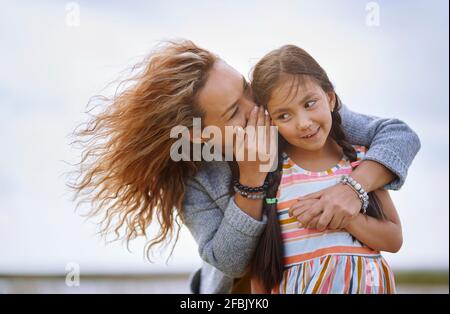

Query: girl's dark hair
[[248, 44, 386, 292]]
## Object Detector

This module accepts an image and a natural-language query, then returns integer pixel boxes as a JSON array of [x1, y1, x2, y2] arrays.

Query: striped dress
[[271, 145, 397, 294]]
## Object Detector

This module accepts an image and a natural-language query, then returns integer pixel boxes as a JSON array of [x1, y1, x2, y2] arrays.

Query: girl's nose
[[295, 114, 313, 131]]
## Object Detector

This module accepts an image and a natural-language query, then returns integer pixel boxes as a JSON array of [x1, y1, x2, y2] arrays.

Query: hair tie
[[265, 197, 278, 205]]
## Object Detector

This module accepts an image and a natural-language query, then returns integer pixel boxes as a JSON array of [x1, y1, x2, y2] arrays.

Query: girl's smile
[[299, 126, 321, 140]]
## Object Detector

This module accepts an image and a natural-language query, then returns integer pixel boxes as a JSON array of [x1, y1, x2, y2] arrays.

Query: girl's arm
[[345, 189, 403, 253]]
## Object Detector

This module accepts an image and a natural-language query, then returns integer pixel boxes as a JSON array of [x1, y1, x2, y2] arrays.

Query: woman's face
[[196, 59, 258, 152], [266, 76, 336, 153]]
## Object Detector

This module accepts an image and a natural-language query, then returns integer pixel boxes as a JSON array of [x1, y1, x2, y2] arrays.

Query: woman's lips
[[300, 127, 320, 140]]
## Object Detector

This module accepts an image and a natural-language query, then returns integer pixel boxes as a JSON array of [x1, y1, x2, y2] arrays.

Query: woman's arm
[[340, 104, 421, 191], [182, 177, 267, 278], [349, 160, 395, 195], [345, 189, 403, 253]]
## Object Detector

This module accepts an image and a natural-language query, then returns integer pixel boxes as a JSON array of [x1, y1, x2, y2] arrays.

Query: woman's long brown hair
[[249, 45, 385, 292], [67, 40, 217, 260]]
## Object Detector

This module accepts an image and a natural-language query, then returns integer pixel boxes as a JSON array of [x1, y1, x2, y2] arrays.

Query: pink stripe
[[321, 258, 335, 293], [281, 228, 324, 239], [365, 258, 372, 293], [281, 168, 352, 184]]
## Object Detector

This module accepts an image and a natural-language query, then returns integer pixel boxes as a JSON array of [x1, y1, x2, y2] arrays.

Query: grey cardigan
[[181, 104, 421, 294]]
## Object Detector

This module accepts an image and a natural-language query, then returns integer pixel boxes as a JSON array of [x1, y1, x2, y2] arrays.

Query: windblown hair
[[249, 45, 385, 292], [67, 40, 217, 260]]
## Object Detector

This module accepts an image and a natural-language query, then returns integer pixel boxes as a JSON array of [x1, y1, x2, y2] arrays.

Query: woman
[[69, 40, 421, 294]]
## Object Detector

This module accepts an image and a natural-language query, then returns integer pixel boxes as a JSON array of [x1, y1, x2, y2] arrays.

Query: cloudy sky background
[[0, 0, 448, 275]]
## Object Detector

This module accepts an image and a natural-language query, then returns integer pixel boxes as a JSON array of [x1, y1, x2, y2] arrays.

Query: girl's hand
[[235, 105, 277, 185], [288, 184, 361, 231]]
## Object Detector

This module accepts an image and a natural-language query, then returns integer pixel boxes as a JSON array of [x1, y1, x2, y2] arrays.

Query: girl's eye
[[305, 100, 316, 109], [277, 113, 290, 120]]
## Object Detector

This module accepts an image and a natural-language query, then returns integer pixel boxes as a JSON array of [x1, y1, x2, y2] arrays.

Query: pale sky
[[0, 0, 448, 275]]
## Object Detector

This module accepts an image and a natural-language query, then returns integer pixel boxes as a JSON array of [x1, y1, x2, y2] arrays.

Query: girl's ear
[[327, 91, 336, 112]]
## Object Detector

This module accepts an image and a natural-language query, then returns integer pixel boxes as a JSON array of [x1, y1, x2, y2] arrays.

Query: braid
[[250, 138, 286, 292], [331, 95, 386, 220], [329, 96, 357, 162]]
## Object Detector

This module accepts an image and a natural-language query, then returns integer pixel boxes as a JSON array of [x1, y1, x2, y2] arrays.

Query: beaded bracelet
[[233, 179, 268, 193], [233, 186, 266, 199], [338, 175, 369, 214]]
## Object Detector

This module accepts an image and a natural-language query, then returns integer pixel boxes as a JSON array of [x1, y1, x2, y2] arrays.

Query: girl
[[249, 45, 402, 294]]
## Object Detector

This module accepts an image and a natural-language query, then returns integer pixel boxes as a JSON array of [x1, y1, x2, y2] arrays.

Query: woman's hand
[[288, 183, 361, 231], [232, 105, 277, 221], [235, 105, 277, 186]]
